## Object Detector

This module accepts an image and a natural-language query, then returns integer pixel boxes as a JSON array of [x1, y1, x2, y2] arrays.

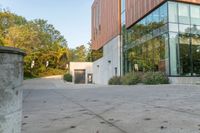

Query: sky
[[0, 0, 94, 48]]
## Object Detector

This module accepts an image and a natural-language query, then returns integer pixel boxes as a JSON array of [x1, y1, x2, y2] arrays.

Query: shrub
[[143, 72, 169, 85], [121, 72, 140, 85], [108, 76, 122, 85], [24, 71, 38, 80], [63, 73, 72, 82]]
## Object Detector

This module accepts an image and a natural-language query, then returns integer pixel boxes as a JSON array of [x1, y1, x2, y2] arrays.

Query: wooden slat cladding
[[178, 0, 200, 4], [91, 0, 121, 50], [126, 0, 200, 28], [126, 0, 164, 28]]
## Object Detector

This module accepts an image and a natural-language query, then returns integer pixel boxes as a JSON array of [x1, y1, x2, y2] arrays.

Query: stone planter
[[0, 46, 25, 133]]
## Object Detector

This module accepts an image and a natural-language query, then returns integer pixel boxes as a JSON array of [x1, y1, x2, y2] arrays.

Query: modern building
[[69, 62, 93, 84], [92, 0, 200, 84], [92, 0, 122, 84]]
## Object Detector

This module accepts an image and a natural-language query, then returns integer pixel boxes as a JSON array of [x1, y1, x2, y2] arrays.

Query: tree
[[3, 24, 41, 52], [0, 11, 71, 77], [30, 19, 68, 47], [86, 42, 92, 62], [0, 11, 26, 33], [72, 45, 87, 62], [85, 41, 103, 62]]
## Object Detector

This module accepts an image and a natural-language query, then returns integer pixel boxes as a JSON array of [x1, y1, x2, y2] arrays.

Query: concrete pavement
[[22, 77, 200, 133]]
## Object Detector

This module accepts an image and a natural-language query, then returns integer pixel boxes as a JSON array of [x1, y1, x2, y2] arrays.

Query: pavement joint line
[[137, 102, 200, 118], [24, 90, 198, 114], [51, 89, 129, 133]]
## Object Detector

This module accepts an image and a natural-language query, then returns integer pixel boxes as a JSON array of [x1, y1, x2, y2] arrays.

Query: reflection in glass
[[121, 11, 126, 25], [168, 2, 178, 22], [127, 35, 167, 73], [179, 34, 191, 76], [191, 35, 200, 76], [191, 25, 200, 35], [169, 23, 179, 32], [152, 9, 159, 23], [178, 3, 190, 24], [121, 0, 125, 12], [160, 3, 168, 23], [169, 33, 179, 76], [179, 24, 190, 33], [190, 5, 200, 25], [123, 1, 200, 77]]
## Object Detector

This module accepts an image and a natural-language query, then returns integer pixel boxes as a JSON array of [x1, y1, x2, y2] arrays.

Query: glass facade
[[121, 0, 126, 25], [123, 1, 200, 77]]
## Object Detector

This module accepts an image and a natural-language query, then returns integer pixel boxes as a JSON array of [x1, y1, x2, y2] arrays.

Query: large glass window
[[178, 3, 190, 24], [179, 24, 190, 33], [121, 11, 126, 25], [191, 35, 200, 76], [169, 33, 179, 76], [191, 25, 200, 34], [123, 2, 168, 74], [152, 9, 160, 23], [146, 14, 153, 25], [168, 2, 178, 23], [121, 0, 125, 12], [190, 5, 200, 25], [179, 34, 191, 76], [126, 34, 168, 73], [123, 1, 200, 77], [169, 23, 179, 32], [160, 3, 168, 23], [154, 36, 167, 72], [121, 0, 126, 26]]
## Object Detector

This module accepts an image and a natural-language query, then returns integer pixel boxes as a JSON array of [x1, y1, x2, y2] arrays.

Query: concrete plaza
[[22, 77, 200, 133]]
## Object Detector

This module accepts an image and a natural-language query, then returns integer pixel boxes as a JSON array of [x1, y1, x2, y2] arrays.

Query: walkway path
[[22, 77, 200, 133]]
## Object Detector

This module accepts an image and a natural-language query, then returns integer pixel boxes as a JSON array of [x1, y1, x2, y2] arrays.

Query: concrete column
[[0, 46, 25, 133]]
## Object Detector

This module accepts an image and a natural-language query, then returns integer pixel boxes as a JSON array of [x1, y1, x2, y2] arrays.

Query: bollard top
[[0, 46, 26, 56]]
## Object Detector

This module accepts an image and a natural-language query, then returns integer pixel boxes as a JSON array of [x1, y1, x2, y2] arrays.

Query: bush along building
[[91, 0, 200, 85]]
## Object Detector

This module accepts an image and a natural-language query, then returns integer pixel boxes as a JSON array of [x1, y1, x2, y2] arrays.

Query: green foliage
[[72, 45, 87, 62], [108, 72, 169, 85], [86, 42, 103, 62], [0, 11, 27, 32], [0, 11, 100, 79], [24, 71, 38, 79], [91, 49, 103, 61], [121, 72, 140, 85], [143, 72, 169, 85], [63, 73, 72, 82], [108, 76, 122, 85], [108, 73, 140, 85], [0, 11, 71, 78]]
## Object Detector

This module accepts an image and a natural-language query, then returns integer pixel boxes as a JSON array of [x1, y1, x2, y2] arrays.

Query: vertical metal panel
[[91, 0, 121, 50]]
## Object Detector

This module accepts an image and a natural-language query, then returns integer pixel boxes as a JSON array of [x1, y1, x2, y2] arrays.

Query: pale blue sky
[[0, 0, 94, 48]]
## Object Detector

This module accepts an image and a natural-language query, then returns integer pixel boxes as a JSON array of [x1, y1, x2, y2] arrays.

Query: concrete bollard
[[0, 46, 25, 133]]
